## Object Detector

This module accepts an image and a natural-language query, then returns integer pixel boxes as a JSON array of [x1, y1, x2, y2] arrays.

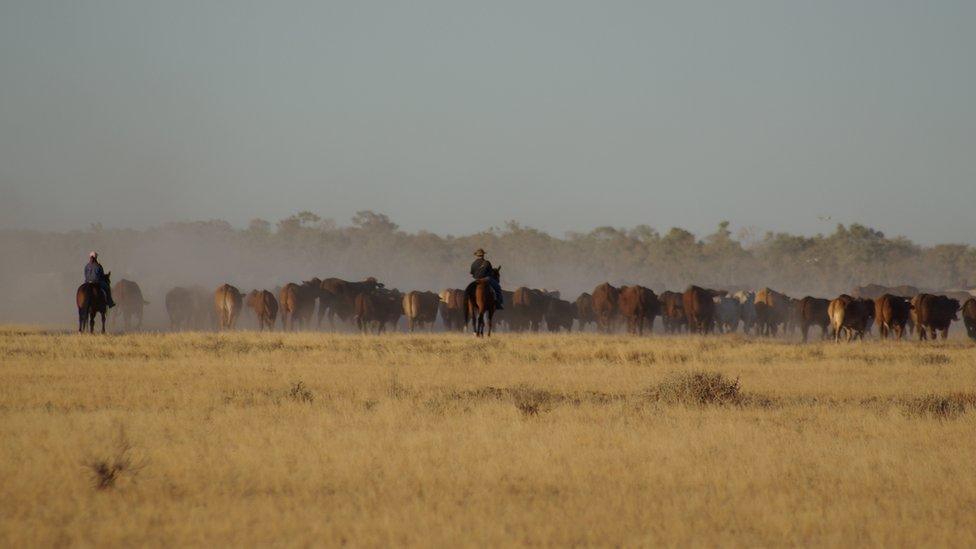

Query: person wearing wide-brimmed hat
[[469, 248, 502, 309], [83, 251, 116, 308]]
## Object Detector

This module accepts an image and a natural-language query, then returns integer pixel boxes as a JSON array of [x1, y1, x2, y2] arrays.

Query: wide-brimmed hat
[[473, 248, 485, 257]]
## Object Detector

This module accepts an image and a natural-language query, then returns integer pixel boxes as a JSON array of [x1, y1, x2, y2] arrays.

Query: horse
[[464, 267, 500, 338], [76, 272, 110, 334]]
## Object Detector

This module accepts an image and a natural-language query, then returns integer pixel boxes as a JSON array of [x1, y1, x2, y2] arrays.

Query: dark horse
[[464, 267, 500, 338], [77, 272, 110, 333]]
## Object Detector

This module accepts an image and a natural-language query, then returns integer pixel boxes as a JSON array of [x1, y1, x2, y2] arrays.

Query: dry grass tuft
[[900, 393, 975, 419], [286, 381, 314, 403], [647, 371, 742, 406], [83, 427, 145, 491]]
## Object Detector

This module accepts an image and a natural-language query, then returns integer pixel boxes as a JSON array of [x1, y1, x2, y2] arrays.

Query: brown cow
[[754, 288, 792, 337], [317, 277, 384, 328], [439, 289, 466, 332], [682, 286, 726, 334], [544, 297, 576, 332], [591, 283, 620, 333], [828, 295, 875, 342], [618, 285, 659, 336], [403, 291, 439, 332], [875, 294, 912, 340], [375, 288, 403, 332], [246, 290, 278, 331], [279, 282, 318, 331], [659, 291, 686, 333], [510, 287, 551, 332], [963, 298, 976, 341], [798, 297, 830, 342], [214, 284, 244, 330], [574, 292, 596, 332], [111, 279, 149, 331], [165, 287, 195, 331], [913, 294, 960, 341]]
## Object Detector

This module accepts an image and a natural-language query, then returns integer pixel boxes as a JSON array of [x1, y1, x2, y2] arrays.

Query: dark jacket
[[470, 258, 494, 279], [84, 261, 105, 284]]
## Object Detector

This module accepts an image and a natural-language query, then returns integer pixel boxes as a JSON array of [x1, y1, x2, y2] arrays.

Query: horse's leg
[[89, 311, 95, 333], [100, 311, 106, 334], [78, 307, 85, 333], [487, 309, 494, 337]]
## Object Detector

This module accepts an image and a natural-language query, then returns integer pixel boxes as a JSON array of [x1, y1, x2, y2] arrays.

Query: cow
[[591, 283, 620, 333], [798, 297, 830, 342], [754, 288, 792, 337], [403, 291, 440, 332], [733, 291, 757, 335], [439, 289, 466, 332], [245, 290, 279, 331], [165, 287, 195, 331], [511, 287, 550, 332], [574, 292, 596, 332], [659, 291, 686, 334], [875, 294, 913, 340], [912, 294, 961, 341], [544, 297, 576, 332], [375, 288, 404, 332], [318, 277, 384, 329], [714, 296, 741, 334], [852, 284, 922, 300], [963, 298, 976, 341], [279, 282, 318, 331], [828, 295, 875, 342], [111, 279, 149, 331], [617, 285, 659, 336], [682, 286, 726, 334], [214, 284, 244, 330], [785, 298, 802, 336], [354, 288, 401, 334]]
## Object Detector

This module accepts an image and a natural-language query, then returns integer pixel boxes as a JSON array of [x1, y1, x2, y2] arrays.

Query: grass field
[[2, 327, 976, 547]]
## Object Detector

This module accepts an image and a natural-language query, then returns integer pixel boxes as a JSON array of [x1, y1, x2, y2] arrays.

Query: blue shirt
[[84, 261, 104, 284]]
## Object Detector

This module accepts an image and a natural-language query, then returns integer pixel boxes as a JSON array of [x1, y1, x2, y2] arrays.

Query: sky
[[0, 1, 974, 244]]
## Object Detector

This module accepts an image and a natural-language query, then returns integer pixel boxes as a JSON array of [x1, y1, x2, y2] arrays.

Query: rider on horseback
[[85, 251, 116, 308], [470, 248, 502, 309]]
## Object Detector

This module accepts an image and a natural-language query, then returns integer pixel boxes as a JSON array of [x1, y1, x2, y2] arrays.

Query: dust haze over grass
[[3, 214, 976, 328], [2, 329, 976, 546]]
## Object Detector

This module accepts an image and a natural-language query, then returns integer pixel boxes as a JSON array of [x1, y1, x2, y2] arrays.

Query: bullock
[[403, 291, 440, 332], [714, 296, 741, 334], [875, 294, 912, 340], [828, 295, 875, 342], [798, 297, 830, 342], [544, 297, 576, 332], [754, 288, 792, 337], [214, 284, 244, 330], [246, 290, 279, 331], [591, 283, 620, 333], [682, 286, 726, 334], [376, 288, 404, 332], [318, 277, 384, 329], [659, 291, 686, 334], [912, 294, 960, 341], [733, 291, 757, 335], [617, 285, 659, 336], [279, 282, 318, 331], [165, 287, 195, 331], [963, 298, 976, 341], [511, 287, 550, 332], [574, 292, 596, 332], [111, 279, 149, 331], [439, 289, 466, 332]]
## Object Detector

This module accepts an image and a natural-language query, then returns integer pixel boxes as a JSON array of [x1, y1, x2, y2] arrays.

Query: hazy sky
[[1, 1, 974, 243]]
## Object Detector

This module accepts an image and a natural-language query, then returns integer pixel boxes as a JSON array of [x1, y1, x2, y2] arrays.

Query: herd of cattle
[[99, 277, 976, 342]]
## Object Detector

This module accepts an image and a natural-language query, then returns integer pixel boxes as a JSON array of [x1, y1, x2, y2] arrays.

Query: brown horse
[[465, 267, 500, 337], [76, 272, 110, 333]]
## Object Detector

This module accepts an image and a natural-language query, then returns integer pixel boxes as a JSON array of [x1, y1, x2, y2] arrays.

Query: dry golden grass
[[2, 327, 976, 547]]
